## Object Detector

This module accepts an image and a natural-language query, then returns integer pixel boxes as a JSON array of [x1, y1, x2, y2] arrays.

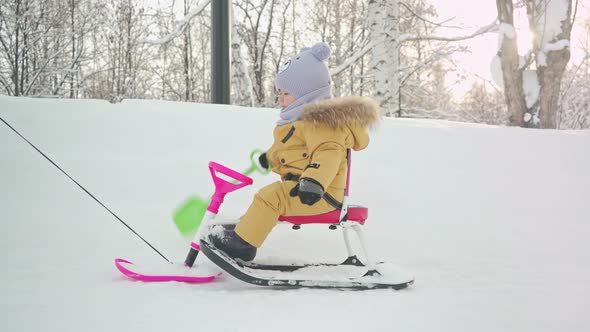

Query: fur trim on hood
[[299, 96, 381, 129]]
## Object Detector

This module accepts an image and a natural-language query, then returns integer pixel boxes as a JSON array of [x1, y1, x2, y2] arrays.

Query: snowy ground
[[1, 96, 589, 332]]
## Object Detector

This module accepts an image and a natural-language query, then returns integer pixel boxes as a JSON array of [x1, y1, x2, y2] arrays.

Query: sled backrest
[[345, 149, 351, 197], [278, 148, 369, 225]]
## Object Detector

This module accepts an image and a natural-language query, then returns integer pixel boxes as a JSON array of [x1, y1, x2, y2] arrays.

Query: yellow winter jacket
[[266, 96, 381, 197], [234, 96, 381, 247]]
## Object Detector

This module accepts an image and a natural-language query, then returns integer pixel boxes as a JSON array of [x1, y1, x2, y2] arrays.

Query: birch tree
[[331, 0, 495, 117], [367, 0, 401, 116], [231, 8, 255, 106]]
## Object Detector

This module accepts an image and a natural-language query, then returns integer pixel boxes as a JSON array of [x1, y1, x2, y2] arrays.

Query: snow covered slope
[[1, 96, 589, 331]]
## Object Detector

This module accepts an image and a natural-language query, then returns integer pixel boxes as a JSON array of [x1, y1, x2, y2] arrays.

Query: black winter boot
[[208, 225, 257, 262]]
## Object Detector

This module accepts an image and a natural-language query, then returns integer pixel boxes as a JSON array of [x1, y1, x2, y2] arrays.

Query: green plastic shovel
[[172, 149, 270, 237]]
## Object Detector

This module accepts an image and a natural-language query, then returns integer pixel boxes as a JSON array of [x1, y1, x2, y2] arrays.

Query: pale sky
[[429, 0, 498, 91]]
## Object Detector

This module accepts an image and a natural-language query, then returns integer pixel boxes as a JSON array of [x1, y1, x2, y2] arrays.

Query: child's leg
[[235, 181, 336, 247]]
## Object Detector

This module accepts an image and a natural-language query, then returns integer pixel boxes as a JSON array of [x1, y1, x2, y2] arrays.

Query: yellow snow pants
[[235, 180, 343, 247]]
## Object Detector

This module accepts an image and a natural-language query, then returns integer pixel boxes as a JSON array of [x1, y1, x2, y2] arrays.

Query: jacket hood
[[299, 96, 381, 129]]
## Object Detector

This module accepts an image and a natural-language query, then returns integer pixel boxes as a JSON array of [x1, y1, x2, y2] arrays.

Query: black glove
[[258, 152, 269, 169], [290, 178, 324, 206]]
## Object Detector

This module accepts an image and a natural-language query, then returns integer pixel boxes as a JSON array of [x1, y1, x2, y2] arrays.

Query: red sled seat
[[274, 151, 380, 272], [278, 205, 368, 225]]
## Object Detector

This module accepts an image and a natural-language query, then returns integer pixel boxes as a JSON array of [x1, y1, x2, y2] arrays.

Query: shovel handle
[[247, 149, 271, 175], [207, 161, 253, 213]]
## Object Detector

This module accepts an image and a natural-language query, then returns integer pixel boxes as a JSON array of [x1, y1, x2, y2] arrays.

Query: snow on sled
[[200, 240, 414, 290]]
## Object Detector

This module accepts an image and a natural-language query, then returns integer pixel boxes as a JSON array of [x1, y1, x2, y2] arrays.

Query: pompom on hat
[[310, 42, 331, 61], [274, 42, 332, 99]]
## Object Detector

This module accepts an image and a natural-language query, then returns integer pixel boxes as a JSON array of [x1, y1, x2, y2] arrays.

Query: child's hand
[[258, 152, 269, 169], [290, 178, 324, 205]]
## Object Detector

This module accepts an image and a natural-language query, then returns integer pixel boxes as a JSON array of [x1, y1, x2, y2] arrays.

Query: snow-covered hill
[[1, 96, 589, 332]]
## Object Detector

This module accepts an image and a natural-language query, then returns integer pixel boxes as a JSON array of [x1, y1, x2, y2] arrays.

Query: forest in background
[[1, 0, 589, 129]]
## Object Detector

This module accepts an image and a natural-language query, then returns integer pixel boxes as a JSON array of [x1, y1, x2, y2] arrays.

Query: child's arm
[[299, 125, 346, 191]]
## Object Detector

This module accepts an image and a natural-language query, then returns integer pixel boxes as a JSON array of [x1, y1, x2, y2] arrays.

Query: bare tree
[[139, 0, 211, 102], [0, 0, 95, 97], [460, 81, 508, 125], [234, 0, 277, 105], [268, 0, 292, 78], [496, 0, 576, 128], [182, 0, 193, 101], [558, 14, 590, 129]]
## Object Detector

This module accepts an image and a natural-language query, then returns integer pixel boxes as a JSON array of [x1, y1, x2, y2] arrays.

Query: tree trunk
[[497, 0, 574, 128], [531, 0, 573, 129], [496, 0, 528, 126], [348, 0, 357, 95], [367, 0, 400, 116], [333, 0, 343, 97], [538, 49, 570, 128], [231, 10, 254, 106], [183, 0, 192, 101], [125, 0, 133, 97], [70, 0, 76, 98], [14, 0, 21, 96], [21, 0, 28, 96]]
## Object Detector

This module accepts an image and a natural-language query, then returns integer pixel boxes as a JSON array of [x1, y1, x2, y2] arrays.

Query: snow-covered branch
[[330, 40, 377, 77], [0, 34, 15, 70], [332, 20, 497, 77], [0, 74, 13, 95], [402, 20, 498, 42], [400, 46, 463, 85], [141, 0, 210, 45], [399, 1, 459, 29], [23, 43, 71, 95]]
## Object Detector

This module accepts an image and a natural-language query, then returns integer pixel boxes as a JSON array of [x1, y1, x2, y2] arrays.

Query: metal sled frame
[[277, 149, 379, 275]]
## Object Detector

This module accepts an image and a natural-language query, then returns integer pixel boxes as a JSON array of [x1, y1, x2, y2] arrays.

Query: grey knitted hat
[[274, 42, 332, 99]]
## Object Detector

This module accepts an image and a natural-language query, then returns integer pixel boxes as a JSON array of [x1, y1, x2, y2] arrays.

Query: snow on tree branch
[[332, 18, 498, 83], [544, 39, 570, 52], [23, 44, 72, 95], [330, 40, 378, 77], [531, 0, 570, 46], [498, 23, 516, 40], [0, 75, 13, 95], [399, 1, 459, 29], [141, 0, 210, 45], [402, 20, 498, 42]]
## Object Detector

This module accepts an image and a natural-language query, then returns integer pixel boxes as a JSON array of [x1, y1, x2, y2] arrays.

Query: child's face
[[277, 90, 295, 109]]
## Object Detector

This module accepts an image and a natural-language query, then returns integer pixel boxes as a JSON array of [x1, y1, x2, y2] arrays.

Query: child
[[209, 42, 381, 261]]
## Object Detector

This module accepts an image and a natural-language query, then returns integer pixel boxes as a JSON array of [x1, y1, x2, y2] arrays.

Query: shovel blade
[[173, 196, 209, 235]]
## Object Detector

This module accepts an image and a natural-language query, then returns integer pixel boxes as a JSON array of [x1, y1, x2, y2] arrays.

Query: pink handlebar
[[207, 161, 253, 213]]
